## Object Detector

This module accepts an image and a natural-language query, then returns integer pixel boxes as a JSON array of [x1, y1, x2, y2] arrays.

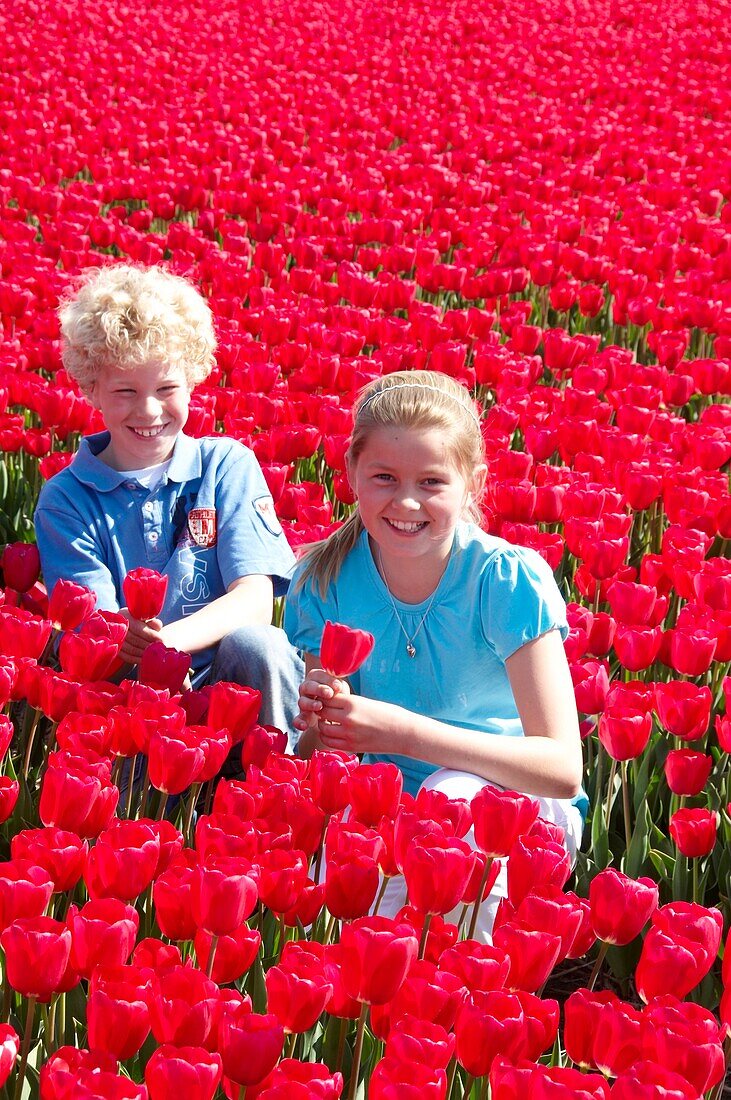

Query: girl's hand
[[318, 691, 404, 756], [294, 668, 351, 733]]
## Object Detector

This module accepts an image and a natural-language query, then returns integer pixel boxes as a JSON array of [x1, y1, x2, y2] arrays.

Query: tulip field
[[0, 0, 730, 1094]]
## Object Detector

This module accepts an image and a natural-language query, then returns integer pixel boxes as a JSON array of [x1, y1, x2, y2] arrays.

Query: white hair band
[[358, 383, 482, 424]]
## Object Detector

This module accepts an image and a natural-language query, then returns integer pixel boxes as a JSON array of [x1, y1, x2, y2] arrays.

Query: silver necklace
[[377, 549, 441, 659]]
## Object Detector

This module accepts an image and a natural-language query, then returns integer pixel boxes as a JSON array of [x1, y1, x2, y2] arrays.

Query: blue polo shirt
[[35, 431, 296, 677]]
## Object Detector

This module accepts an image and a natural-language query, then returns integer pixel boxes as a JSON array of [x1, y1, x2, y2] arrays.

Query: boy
[[35, 264, 302, 736]]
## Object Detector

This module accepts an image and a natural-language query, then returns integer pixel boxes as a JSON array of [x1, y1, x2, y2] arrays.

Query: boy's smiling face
[[89, 359, 192, 471]]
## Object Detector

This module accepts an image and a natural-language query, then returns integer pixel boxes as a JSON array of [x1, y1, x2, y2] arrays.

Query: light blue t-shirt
[[35, 431, 296, 679], [284, 523, 572, 798]]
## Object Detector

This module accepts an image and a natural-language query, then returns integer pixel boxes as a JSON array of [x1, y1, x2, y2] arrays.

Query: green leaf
[[590, 806, 610, 871], [624, 800, 650, 879], [649, 848, 675, 880]]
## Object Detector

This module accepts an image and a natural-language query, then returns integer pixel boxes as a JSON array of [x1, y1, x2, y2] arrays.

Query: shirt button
[[149, 532, 158, 542], [143, 503, 154, 516]]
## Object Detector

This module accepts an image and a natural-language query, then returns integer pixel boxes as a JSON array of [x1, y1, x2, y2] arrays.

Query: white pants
[[376, 769, 584, 943]]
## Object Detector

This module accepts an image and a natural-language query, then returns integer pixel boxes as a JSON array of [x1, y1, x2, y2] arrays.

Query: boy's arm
[[34, 503, 120, 611], [158, 574, 274, 656]]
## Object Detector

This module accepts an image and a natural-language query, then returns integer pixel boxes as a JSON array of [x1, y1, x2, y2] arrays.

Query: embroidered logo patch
[[254, 495, 282, 534], [186, 507, 217, 548]]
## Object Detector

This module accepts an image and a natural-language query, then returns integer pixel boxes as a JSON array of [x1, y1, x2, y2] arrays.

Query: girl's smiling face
[[349, 425, 486, 583]]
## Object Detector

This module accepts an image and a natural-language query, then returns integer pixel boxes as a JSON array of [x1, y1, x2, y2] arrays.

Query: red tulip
[[68, 898, 139, 978], [309, 750, 360, 814], [320, 620, 375, 676], [207, 681, 261, 742], [490, 1057, 610, 1099], [194, 923, 261, 984], [59, 630, 120, 682], [153, 850, 200, 941], [644, 996, 725, 1097], [636, 902, 723, 1002], [338, 916, 418, 1005], [218, 1005, 284, 1088], [122, 566, 169, 621], [48, 579, 97, 631], [324, 850, 380, 920], [0, 607, 52, 659], [1, 542, 40, 593], [348, 761, 403, 825], [669, 807, 718, 857], [589, 869, 658, 945], [192, 855, 259, 936], [0, 859, 54, 932], [84, 819, 161, 901], [39, 752, 119, 838], [598, 706, 652, 760], [471, 785, 539, 857], [506, 835, 571, 908], [455, 989, 526, 1077], [0, 778, 18, 825], [664, 749, 712, 795], [654, 680, 712, 740], [368, 1057, 447, 1100], [148, 723, 206, 794], [265, 943, 334, 1033], [610, 1061, 699, 1100], [403, 832, 474, 915], [1, 916, 71, 1001], [87, 964, 151, 1061], [257, 1058, 343, 1099], [0, 1024, 19, 1089], [145, 1044, 222, 1100], [10, 826, 86, 895], [149, 963, 220, 1046], [492, 922, 562, 992], [139, 639, 191, 692]]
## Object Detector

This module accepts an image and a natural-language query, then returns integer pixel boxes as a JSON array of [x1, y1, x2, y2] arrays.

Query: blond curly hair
[[59, 264, 216, 392]]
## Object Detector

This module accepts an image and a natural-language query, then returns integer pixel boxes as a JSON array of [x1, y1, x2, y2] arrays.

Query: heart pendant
[[406, 643, 416, 658]]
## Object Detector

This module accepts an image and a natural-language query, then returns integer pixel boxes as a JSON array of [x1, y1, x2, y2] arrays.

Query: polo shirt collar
[[70, 431, 202, 492]]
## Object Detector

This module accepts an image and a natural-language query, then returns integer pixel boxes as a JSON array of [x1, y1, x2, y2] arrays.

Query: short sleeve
[[214, 448, 296, 596], [34, 501, 120, 611], [283, 568, 338, 657], [480, 545, 568, 662]]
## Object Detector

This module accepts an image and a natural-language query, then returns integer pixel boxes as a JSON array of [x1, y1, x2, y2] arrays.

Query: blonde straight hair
[[298, 371, 485, 597]]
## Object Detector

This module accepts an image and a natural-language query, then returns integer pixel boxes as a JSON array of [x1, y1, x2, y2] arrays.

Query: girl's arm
[[306, 629, 583, 799]]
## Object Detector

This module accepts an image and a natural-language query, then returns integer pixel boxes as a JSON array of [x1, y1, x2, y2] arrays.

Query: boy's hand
[[118, 608, 163, 664], [294, 668, 350, 733]]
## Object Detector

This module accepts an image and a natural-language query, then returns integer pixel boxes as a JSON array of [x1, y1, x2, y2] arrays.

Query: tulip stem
[[418, 912, 433, 960], [334, 1015, 348, 1075], [124, 755, 138, 819], [467, 857, 493, 941], [205, 935, 219, 978], [604, 757, 618, 834], [138, 760, 151, 818], [21, 707, 42, 781], [155, 788, 168, 820], [46, 997, 57, 1054], [587, 941, 609, 991], [312, 813, 331, 887], [620, 761, 631, 848], [346, 1001, 368, 1100], [692, 858, 699, 905], [183, 783, 201, 843], [13, 994, 36, 1100], [460, 1073, 474, 1100], [371, 874, 390, 917]]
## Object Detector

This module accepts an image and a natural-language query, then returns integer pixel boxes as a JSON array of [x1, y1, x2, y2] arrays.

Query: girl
[[284, 371, 584, 935]]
